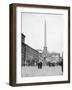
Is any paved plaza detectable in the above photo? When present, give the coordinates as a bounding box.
[21,66,63,77]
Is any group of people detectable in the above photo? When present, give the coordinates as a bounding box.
[38,62,42,69]
[37,61,63,72]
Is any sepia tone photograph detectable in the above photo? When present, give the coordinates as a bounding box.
[21,13,64,77]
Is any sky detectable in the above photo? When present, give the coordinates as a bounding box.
[22,13,64,53]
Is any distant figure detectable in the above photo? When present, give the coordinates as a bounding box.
[61,60,63,72]
[61,52,63,72]
[38,62,42,69]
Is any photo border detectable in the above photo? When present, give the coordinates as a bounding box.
[9,3,70,86]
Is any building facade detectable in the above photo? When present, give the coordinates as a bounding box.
[21,33,39,66]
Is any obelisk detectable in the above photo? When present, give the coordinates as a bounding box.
[44,19,47,49]
[42,19,48,62]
